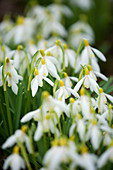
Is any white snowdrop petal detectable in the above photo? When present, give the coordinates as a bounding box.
[94,71,108,81]
[91,47,106,62]
[43,77,54,86]
[74,77,85,92]
[2,136,16,149]
[34,123,43,141]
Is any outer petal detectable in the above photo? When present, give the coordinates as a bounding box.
[74,77,85,92]
[91,47,106,62]
[94,71,108,81]
[3,155,13,169]
[98,148,113,168]
[2,135,16,149]
[21,109,40,123]
[43,77,54,86]
[11,81,18,95]
[31,77,38,97]
[105,93,113,103]
[34,123,43,141]
[46,58,60,80]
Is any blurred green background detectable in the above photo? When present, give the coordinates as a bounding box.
[0,0,113,76]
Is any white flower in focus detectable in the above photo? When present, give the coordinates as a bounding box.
[38,50,60,80]
[55,80,79,101]
[98,88,113,113]
[4,57,23,95]
[88,65,108,81]
[63,43,76,68]
[74,67,99,94]
[31,68,54,97]
[2,126,32,154]
[80,39,106,72]
[3,146,25,170]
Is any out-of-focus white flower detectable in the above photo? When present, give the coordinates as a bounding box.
[43,138,80,170]
[48,4,73,21]
[2,126,32,153]
[0,44,11,62]
[86,120,101,150]
[70,0,93,10]
[68,21,94,49]
[5,17,35,45]
[79,152,97,170]
[3,146,25,170]
[74,67,99,94]
[80,39,106,72]
[55,80,79,101]
[77,114,86,141]
[98,146,113,168]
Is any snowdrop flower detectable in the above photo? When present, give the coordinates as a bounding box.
[3,146,25,170]
[67,97,80,117]
[0,44,11,62]
[34,113,60,141]
[46,40,63,68]
[41,17,67,38]
[98,145,113,168]
[63,43,76,68]
[63,72,78,88]
[98,88,113,113]
[4,57,23,94]
[43,138,80,170]
[5,16,35,45]
[7,72,22,95]
[74,67,99,94]
[88,65,108,81]
[31,68,54,97]
[86,120,101,150]
[39,50,60,80]
[2,125,32,153]
[48,4,73,21]
[70,0,93,11]
[77,114,86,141]
[55,80,79,101]
[68,21,94,49]
[80,39,106,72]
[80,88,91,119]
[79,146,97,170]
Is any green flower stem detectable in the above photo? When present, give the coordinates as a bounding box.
[58,43,65,71]
[73,40,83,76]
[53,79,58,98]
[17,140,32,170]
[4,91,13,135]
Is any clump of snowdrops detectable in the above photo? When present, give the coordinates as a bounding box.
[0,2,113,170]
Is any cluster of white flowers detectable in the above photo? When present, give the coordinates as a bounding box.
[1,37,113,170]
[0,2,113,170]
